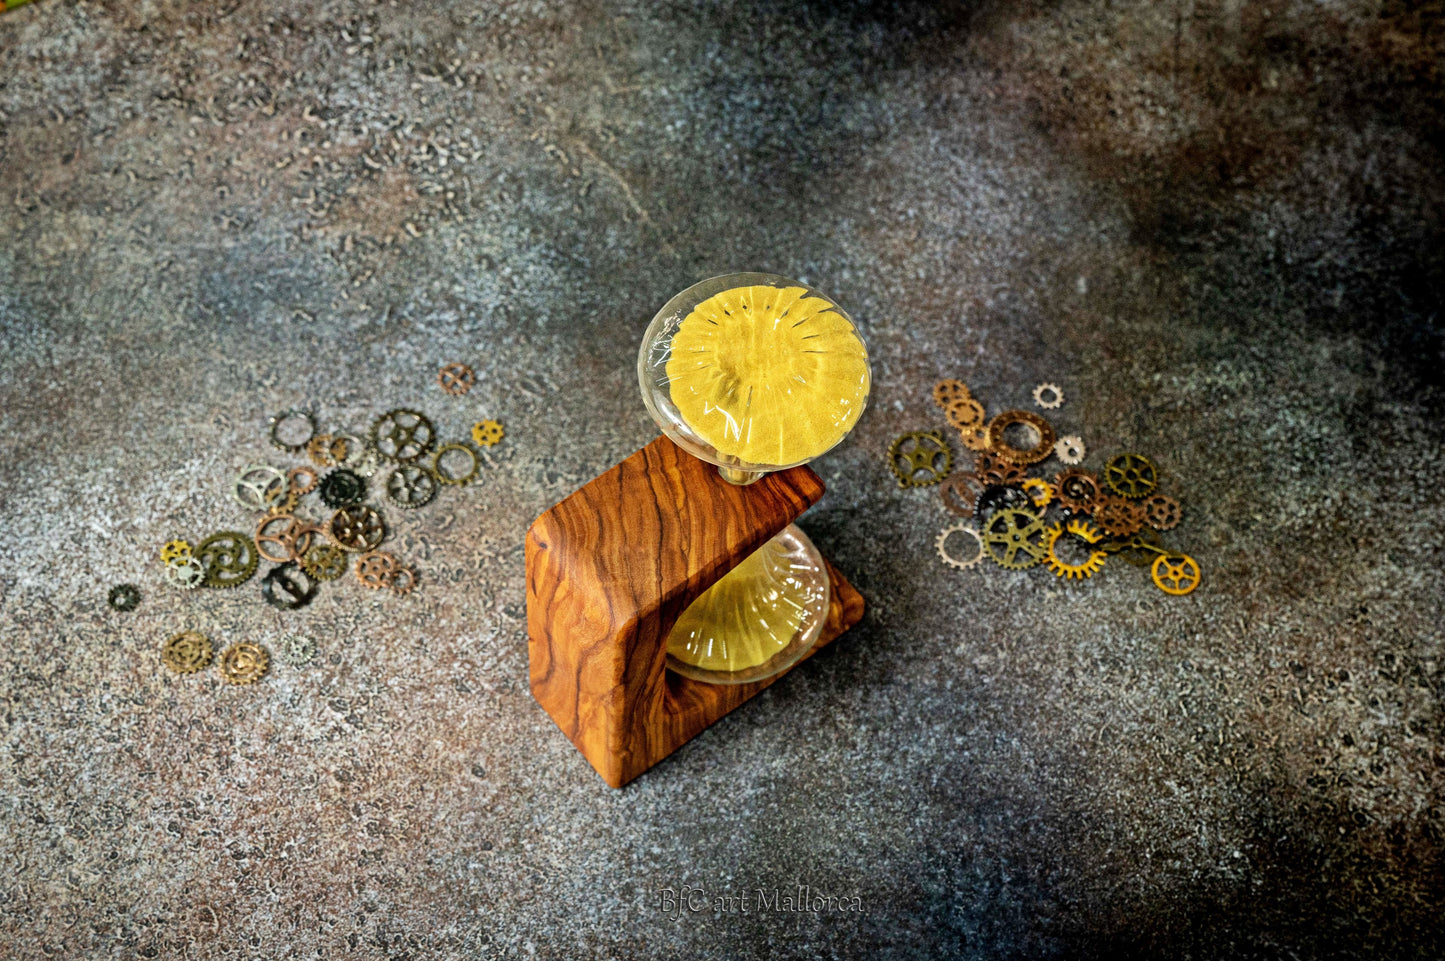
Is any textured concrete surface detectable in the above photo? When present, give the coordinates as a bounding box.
[1,0,1442,957]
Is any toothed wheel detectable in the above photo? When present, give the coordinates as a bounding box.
[933,379,972,408]
[1043,522,1106,580]
[887,431,953,488]
[936,523,985,570]
[981,508,1048,570]
[1103,452,1159,500]
[1032,383,1064,409]
[1054,435,1085,465]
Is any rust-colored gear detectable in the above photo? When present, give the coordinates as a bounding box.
[471,419,505,447]
[1055,468,1102,514]
[945,396,985,432]
[1043,521,1106,579]
[1103,452,1159,500]
[1151,553,1201,596]
[887,431,953,488]
[389,565,418,596]
[439,363,476,396]
[1022,478,1054,510]
[355,551,401,590]
[219,642,269,685]
[159,540,192,564]
[974,451,1028,487]
[941,473,986,518]
[1143,494,1182,531]
[162,631,213,674]
[1094,496,1146,539]
[985,410,1057,466]
[256,514,304,564]
[932,379,971,408]
[286,465,319,497]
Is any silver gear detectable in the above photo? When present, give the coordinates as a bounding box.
[277,634,317,666]
[936,523,985,570]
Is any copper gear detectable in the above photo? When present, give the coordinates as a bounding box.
[1143,494,1182,531]
[1043,521,1106,580]
[936,523,985,570]
[945,397,985,432]
[1094,496,1146,539]
[1032,383,1064,409]
[940,473,986,518]
[219,642,269,685]
[286,465,319,496]
[1151,553,1202,596]
[355,551,401,590]
[984,410,1057,466]
[388,565,418,596]
[438,363,476,396]
[974,451,1028,487]
[1054,468,1102,514]
[932,380,971,408]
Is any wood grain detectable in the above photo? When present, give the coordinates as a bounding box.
[526,435,865,787]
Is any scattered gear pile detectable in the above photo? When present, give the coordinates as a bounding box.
[148,364,507,683]
[892,379,1200,596]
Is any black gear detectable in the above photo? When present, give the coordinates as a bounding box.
[107,584,140,612]
[318,469,366,508]
[261,563,317,611]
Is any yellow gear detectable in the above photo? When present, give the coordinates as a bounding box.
[1043,521,1107,580]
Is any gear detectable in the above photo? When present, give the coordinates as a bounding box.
[1054,435,1085,465]
[219,642,269,685]
[985,410,1057,466]
[1101,528,1166,567]
[941,473,986,518]
[195,532,259,589]
[945,397,985,432]
[286,466,319,498]
[936,523,985,570]
[162,631,213,674]
[349,445,382,478]
[107,584,140,612]
[277,634,317,666]
[1032,383,1064,409]
[1094,496,1145,539]
[166,556,206,589]
[1144,494,1182,531]
[1043,522,1106,579]
[1022,478,1054,510]
[470,419,505,448]
[974,451,1028,487]
[318,469,366,509]
[329,505,386,552]
[355,551,401,590]
[887,431,953,488]
[1151,553,1201,596]
[160,540,192,564]
[370,408,436,463]
[261,563,317,611]
[1055,468,1102,514]
[389,565,418,596]
[959,425,991,452]
[385,465,439,509]
[433,442,481,486]
[301,543,349,581]
[981,508,1048,569]
[231,464,287,512]
[975,485,1035,525]
[269,408,317,453]
[438,362,476,396]
[932,380,971,408]
[256,514,302,564]
[1103,452,1159,500]
[306,433,345,467]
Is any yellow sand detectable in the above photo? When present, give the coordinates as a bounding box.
[665,284,869,466]
[666,539,808,673]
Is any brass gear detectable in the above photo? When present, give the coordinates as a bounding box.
[471,419,505,447]
[945,396,985,431]
[370,408,436,464]
[1103,452,1159,500]
[887,431,953,488]
[985,410,1057,466]
[1094,496,1146,539]
[1043,521,1106,580]
[159,539,192,564]
[432,442,481,485]
[936,523,985,570]
[1022,478,1054,510]
[1143,494,1182,531]
[219,642,269,685]
[1151,553,1201,596]
[1100,528,1166,567]
[196,532,259,589]
[1055,468,1102,514]
[162,631,213,674]
[932,379,971,408]
[980,508,1048,570]
[959,425,991,452]
[302,543,349,581]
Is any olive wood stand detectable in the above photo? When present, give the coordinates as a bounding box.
[525,435,865,787]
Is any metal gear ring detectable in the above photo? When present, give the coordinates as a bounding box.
[1054,435,1085,465]
[1032,383,1064,409]
[329,505,386,553]
[277,634,317,666]
[1151,553,1202,596]
[261,563,317,611]
[269,408,317,453]
[471,419,505,448]
[887,431,953,488]
[385,465,439,509]
[219,642,269,685]
[1043,522,1106,580]
[196,532,259,589]
[1143,494,1182,531]
[108,584,141,612]
[370,408,436,463]
[981,508,1048,570]
[231,464,288,512]
[932,379,971,409]
[160,539,192,564]
[433,442,481,486]
[438,362,476,396]
[945,397,985,432]
[166,556,206,589]
[941,472,986,518]
[301,543,349,581]
[1094,496,1146,539]
[318,469,366,509]
[162,631,213,674]
[936,523,985,570]
[1055,468,1102,514]
[356,551,401,590]
[985,410,1057,466]
[1103,452,1159,500]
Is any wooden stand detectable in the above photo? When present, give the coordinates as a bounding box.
[525,436,865,787]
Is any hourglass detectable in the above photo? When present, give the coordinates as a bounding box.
[526,273,869,787]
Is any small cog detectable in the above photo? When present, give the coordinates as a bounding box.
[159,540,192,564]
[936,523,985,570]
[1043,522,1106,580]
[1054,435,1085,465]
[887,431,953,488]
[1032,383,1064,409]
[471,419,505,448]
[219,642,269,685]
[162,631,213,674]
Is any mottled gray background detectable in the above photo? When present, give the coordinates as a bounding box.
[1,0,1442,958]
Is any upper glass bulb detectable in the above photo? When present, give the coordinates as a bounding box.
[638,272,872,484]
